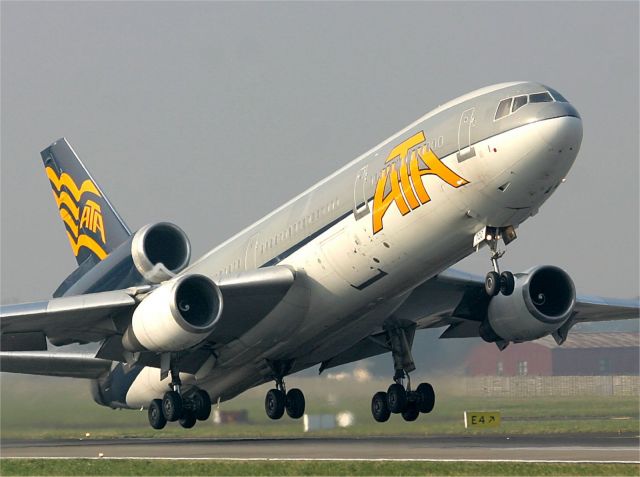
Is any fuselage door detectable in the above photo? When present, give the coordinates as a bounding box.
[457,107,476,162]
[244,233,260,270]
[353,166,370,220]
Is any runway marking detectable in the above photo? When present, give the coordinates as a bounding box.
[4,457,639,464]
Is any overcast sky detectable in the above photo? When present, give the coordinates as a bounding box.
[1,1,638,303]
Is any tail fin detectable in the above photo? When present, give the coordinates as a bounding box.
[41,138,131,265]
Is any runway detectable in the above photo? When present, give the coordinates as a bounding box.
[2,435,639,462]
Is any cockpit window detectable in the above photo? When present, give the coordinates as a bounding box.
[548,88,568,102]
[495,98,513,120]
[529,92,553,103]
[512,95,528,112]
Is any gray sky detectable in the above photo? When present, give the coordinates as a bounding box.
[1,1,638,303]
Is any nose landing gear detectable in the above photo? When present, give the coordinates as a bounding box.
[480,226,516,297]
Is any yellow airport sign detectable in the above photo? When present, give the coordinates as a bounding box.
[464,411,501,428]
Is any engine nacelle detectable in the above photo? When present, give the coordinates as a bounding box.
[122,274,223,352]
[130,222,191,284]
[480,266,576,343]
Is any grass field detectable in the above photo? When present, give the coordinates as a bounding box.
[1,459,639,476]
[1,373,638,439]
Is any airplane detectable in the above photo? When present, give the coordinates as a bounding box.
[1,81,638,430]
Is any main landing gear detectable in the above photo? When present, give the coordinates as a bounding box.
[264,361,305,420]
[147,364,212,430]
[482,226,516,297]
[370,325,436,423]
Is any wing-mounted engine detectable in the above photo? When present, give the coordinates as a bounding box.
[58,222,191,296]
[122,274,223,352]
[479,265,576,344]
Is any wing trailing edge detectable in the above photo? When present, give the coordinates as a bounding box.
[0,352,112,379]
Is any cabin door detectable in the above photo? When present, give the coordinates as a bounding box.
[244,233,260,270]
[457,107,476,161]
[353,166,370,220]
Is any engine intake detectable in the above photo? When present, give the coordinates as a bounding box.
[481,265,575,343]
[131,223,191,283]
[123,274,223,352]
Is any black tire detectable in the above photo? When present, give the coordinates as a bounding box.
[193,389,212,421]
[485,271,500,297]
[387,383,407,414]
[148,399,167,430]
[416,382,435,413]
[371,391,390,423]
[500,271,515,296]
[401,402,419,422]
[179,411,197,429]
[265,388,285,420]
[285,388,305,419]
[162,391,183,422]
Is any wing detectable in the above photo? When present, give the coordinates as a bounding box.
[0,288,141,350]
[0,351,112,378]
[318,268,639,372]
[1,266,295,359]
[398,268,639,337]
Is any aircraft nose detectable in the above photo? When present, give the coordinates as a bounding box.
[536,115,583,153]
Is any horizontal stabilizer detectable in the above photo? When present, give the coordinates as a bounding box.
[0,352,112,379]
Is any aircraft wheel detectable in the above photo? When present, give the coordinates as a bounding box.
[265,388,286,420]
[485,271,500,297]
[416,383,435,413]
[179,411,197,429]
[371,391,390,422]
[401,402,419,422]
[285,388,305,419]
[387,383,407,414]
[193,389,212,421]
[162,391,183,422]
[148,399,167,430]
[500,271,515,296]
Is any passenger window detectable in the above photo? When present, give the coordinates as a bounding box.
[548,88,568,102]
[494,98,512,120]
[512,95,527,112]
[529,92,553,103]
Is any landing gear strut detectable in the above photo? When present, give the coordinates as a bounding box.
[147,356,212,430]
[370,325,436,423]
[264,360,305,420]
[482,226,515,297]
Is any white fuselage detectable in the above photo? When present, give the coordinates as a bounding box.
[125,83,582,407]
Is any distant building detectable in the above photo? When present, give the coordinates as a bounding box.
[466,332,639,377]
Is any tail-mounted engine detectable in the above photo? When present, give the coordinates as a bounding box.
[122,274,223,352]
[479,266,576,343]
[59,222,191,296]
[130,223,191,283]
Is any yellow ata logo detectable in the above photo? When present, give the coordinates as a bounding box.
[372,131,469,234]
[46,167,108,260]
